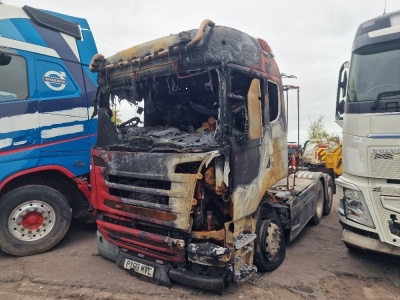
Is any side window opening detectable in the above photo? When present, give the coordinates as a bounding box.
[268,81,279,122]
[0,55,29,101]
[228,70,264,139]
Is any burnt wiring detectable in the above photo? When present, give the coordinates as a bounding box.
[90,86,101,119]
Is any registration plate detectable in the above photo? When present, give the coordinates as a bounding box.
[123,259,155,278]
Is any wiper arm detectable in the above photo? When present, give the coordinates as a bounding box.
[372,90,400,110]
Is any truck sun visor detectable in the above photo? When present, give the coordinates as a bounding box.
[22,5,82,40]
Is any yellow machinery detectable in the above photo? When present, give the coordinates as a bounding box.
[302,139,342,192]
[324,143,342,176]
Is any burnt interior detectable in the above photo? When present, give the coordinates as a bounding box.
[113,68,219,132]
[96,67,266,155]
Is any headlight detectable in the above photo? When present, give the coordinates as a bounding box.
[343,187,375,228]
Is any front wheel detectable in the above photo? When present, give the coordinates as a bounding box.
[0,185,71,256]
[254,210,286,272]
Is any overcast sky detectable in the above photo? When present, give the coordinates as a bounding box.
[7,0,400,144]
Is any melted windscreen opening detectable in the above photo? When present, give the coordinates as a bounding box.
[102,68,222,152]
[347,39,400,102]
[115,69,220,133]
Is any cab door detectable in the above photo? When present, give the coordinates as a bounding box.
[227,67,276,220]
[0,50,40,179]
[35,53,91,174]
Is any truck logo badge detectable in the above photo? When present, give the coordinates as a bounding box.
[43,71,67,91]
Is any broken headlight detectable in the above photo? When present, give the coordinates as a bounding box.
[343,188,375,228]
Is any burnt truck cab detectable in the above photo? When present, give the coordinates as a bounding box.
[89,20,332,291]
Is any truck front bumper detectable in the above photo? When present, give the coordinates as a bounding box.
[337,206,400,255]
[341,228,400,256]
[96,230,227,291]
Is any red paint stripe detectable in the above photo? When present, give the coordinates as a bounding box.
[0,165,77,190]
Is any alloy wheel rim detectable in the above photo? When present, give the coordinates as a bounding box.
[8,201,56,241]
[265,221,281,261]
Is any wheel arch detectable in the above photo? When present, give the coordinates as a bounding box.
[0,166,91,221]
[254,196,290,241]
[296,171,331,206]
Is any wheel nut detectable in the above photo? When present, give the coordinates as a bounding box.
[21,228,25,231]
[28,231,32,234]
[36,229,40,232]
[42,223,46,227]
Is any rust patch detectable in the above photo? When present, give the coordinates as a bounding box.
[104,199,177,221]
[190,228,225,241]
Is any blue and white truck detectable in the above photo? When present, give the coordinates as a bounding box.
[0,3,98,256]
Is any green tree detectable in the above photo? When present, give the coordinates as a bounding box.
[111,104,123,125]
[308,115,340,141]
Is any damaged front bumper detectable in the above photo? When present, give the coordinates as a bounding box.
[97,230,228,291]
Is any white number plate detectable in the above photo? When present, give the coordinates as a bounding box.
[123,258,155,278]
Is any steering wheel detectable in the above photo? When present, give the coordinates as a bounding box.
[118,116,141,128]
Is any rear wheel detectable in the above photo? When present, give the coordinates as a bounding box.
[323,177,334,216]
[310,181,324,225]
[254,210,286,272]
[0,185,71,256]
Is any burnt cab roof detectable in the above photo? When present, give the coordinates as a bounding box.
[90,19,281,86]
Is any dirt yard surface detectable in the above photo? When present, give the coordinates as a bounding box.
[1,195,399,300]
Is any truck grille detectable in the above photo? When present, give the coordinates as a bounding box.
[369,150,400,179]
[92,149,214,231]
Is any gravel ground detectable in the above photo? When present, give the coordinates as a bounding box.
[0,195,399,299]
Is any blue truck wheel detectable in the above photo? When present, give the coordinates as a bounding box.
[0,185,71,256]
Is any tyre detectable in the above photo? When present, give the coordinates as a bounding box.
[254,210,286,272]
[0,185,71,256]
[310,181,324,225]
[323,177,334,216]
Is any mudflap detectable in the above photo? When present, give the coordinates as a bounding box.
[116,251,172,287]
